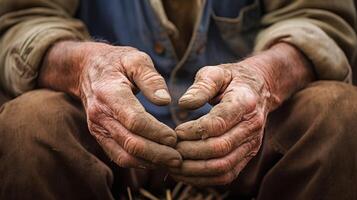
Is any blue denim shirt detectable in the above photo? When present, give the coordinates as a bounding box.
[76,0,262,127]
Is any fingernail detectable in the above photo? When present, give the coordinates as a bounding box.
[179,93,193,103]
[154,89,171,100]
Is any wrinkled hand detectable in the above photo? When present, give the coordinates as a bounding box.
[170,57,276,185]
[80,43,183,168]
[41,41,182,169]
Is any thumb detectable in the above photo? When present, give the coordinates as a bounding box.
[123,51,171,106]
[135,66,171,106]
[179,66,231,109]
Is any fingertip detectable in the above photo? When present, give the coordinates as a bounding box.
[175,142,192,159]
[155,89,171,101]
[161,134,177,147]
[178,93,206,110]
[175,123,190,140]
[175,128,185,140]
[146,89,171,106]
[168,156,183,167]
[175,121,201,140]
[178,93,193,104]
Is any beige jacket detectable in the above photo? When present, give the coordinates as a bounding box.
[0,0,356,96]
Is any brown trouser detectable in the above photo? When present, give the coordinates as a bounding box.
[0,81,356,200]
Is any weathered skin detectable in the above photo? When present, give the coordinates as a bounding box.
[169,43,314,185]
[38,41,313,185]
[38,41,182,168]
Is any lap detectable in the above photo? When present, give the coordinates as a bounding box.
[228,81,357,199]
[1,81,356,199]
[0,89,114,200]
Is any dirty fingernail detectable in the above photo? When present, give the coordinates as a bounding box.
[179,93,194,103]
[154,89,171,100]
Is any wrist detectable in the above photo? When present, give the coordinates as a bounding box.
[267,42,314,104]
[240,42,314,111]
[38,40,91,98]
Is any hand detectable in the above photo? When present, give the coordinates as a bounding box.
[170,62,270,185]
[169,43,313,185]
[39,41,182,168]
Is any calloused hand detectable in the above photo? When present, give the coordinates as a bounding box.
[170,62,270,185]
[169,43,313,185]
[40,41,182,169]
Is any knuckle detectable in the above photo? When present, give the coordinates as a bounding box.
[249,150,259,157]
[149,150,161,164]
[213,115,228,133]
[114,153,131,168]
[132,51,153,66]
[245,96,258,112]
[248,112,265,132]
[197,66,219,76]
[237,87,258,112]
[196,66,225,85]
[93,86,108,98]
[140,70,164,83]
[226,171,237,184]
[196,66,211,77]
[245,136,261,153]
[195,66,215,83]
[91,127,110,142]
[122,51,153,69]
[126,111,148,133]
[121,46,138,52]
[123,136,141,156]
[213,158,234,174]
[87,104,102,121]
[135,51,151,60]
[201,115,227,138]
[218,172,236,185]
[212,137,232,156]
[86,103,98,116]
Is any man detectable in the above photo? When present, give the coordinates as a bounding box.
[0,0,356,199]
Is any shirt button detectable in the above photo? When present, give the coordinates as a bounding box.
[154,42,165,55]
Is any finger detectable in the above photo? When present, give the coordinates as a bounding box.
[171,155,253,186]
[176,113,263,159]
[94,80,177,147]
[178,66,231,109]
[170,136,261,177]
[98,136,155,169]
[101,118,182,167]
[89,123,154,168]
[122,51,171,105]
[176,85,257,140]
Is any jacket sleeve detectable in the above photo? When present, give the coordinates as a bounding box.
[0,0,90,96]
[254,0,357,82]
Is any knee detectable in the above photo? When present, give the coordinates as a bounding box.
[296,81,357,173]
[0,89,85,161]
[269,81,357,151]
[0,90,113,199]
[307,81,357,145]
[0,89,84,134]
[296,81,357,125]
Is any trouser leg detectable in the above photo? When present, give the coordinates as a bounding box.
[0,89,114,200]
[229,81,357,200]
